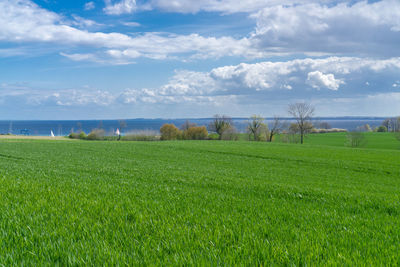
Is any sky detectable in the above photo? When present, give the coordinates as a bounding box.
[0,0,399,119]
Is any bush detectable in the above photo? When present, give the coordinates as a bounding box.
[208,133,220,140]
[160,124,181,140]
[69,131,87,139]
[68,132,79,139]
[183,126,208,140]
[311,128,348,134]
[377,126,387,132]
[79,131,87,139]
[87,129,105,140]
[221,126,240,141]
[122,130,159,141]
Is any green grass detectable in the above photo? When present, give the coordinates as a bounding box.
[0,139,400,265]
[304,132,400,150]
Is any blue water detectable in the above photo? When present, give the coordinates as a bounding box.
[0,117,386,136]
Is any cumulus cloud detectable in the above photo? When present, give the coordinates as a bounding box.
[2,0,400,63]
[0,0,257,62]
[251,1,400,56]
[103,0,137,15]
[157,57,400,96]
[307,71,344,90]
[2,54,400,117]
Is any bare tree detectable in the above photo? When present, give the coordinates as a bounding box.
[209,115,233,140]
[319,122,331,129]
[268,116,282,142]
[382,117,400,132]
[346,131,367,148]
[288,102,315,144]
[180,120,197,131]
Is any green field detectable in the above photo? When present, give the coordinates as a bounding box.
[0,138,399,265]
[304,132,400,150]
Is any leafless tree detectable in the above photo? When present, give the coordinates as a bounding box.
[382,117,400,132]
[319,122,331,129]
[181,120,197,131]
[346,131,367,148]
[288,102,315,144]
[209,115,233,140]
[268,116,282,142]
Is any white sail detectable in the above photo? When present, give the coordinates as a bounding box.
[50,130,55,137]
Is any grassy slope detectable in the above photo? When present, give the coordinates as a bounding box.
[0,139,399,265]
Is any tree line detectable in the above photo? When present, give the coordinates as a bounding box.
[160,102,316,144]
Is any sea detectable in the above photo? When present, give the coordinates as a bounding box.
[0,117,387,136]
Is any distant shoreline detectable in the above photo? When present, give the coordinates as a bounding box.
[0,135,70,140]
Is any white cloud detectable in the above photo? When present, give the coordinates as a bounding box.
[157,57,400,96]
[122,21,141,27]
[159,71,217,96]
[104,0,137,15]
[71,15,100,28]
[307,71,344,90]
[60,52,97,62]
[251,1,400,56]
[0,0,256,62]
[2,0,400,63]
[84,1,95,11]
[142,0,342,14]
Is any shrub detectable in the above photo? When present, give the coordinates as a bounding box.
[68,132,79,139]
[183,126,208,140]
[69,131,87,139]
[122,130,159,141]
[160,124,181,140]
[87,129,105,140]
[377,126,387,132]
[311,128,348,134]
[208,133,220,140]
[79,131,87,139]
[221,126,240,141]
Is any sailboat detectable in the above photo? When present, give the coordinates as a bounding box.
[50,130,55,137]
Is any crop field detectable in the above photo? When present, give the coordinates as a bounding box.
[304,132,400,150]
[0,138,399,265]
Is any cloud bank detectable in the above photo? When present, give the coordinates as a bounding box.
[1,0,400,63]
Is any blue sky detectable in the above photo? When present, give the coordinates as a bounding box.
[0,0,399,119]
